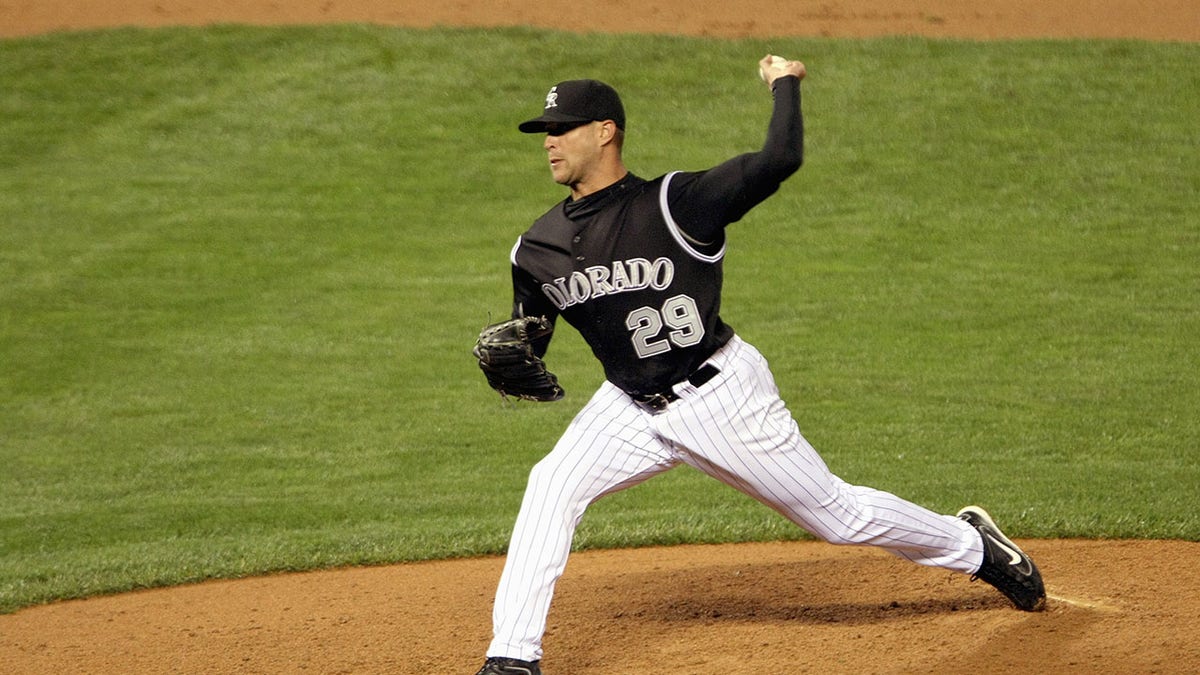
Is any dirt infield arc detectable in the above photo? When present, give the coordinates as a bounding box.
[1,0,1198,40]
[2,2,1199,673]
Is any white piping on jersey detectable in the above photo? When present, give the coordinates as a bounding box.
[510,173,725,268]
[509,236,522,266]
[660,171,727,264]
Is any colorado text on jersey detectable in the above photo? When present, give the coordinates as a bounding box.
[538,256,675,310]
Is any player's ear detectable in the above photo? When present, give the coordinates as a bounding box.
[597,120,619,147]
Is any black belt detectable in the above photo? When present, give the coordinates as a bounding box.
[630,363,721,414]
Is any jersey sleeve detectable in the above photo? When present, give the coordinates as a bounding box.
[510,241,559,358]
[667,76,804,244]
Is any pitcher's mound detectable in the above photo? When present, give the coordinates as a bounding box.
[2,540,1198,673]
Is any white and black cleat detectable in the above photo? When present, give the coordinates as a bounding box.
[958,505,1047,611]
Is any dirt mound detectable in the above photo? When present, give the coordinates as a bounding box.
[2,2,1198,673]
[3,540,1198,673]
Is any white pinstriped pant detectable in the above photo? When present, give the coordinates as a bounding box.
[488,335,984,662]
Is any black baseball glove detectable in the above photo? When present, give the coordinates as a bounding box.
[473,316,565,402]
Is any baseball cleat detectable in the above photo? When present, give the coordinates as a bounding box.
[475,656,542,675]
[958,505,1047,611]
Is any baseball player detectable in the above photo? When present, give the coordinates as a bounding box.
[473,55,1045,675]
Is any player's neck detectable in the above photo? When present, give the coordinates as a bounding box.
[570,165,628,201]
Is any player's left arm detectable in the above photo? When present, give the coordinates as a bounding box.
[511,264,558,358]
[668,57,805,243]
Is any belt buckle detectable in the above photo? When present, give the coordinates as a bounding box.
[636,393,672,414]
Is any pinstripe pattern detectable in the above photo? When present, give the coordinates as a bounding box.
[488,336,985,661]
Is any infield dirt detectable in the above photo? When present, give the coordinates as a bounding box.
[1,2,1198,673]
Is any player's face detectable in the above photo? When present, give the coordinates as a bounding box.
[543,122,604,193]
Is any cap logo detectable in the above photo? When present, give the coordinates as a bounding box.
[544,86,558,110]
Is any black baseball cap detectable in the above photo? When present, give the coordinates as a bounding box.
[518,79,626,134]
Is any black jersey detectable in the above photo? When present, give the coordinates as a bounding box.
[512,172,734,396]
[509,77,804,397]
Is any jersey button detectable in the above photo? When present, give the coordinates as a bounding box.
[573,236,581,243]
[575,255,585,261]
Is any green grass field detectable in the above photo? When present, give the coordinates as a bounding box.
[1,25,1197,614]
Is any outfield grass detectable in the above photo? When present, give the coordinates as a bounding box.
[1,25,1197,613]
